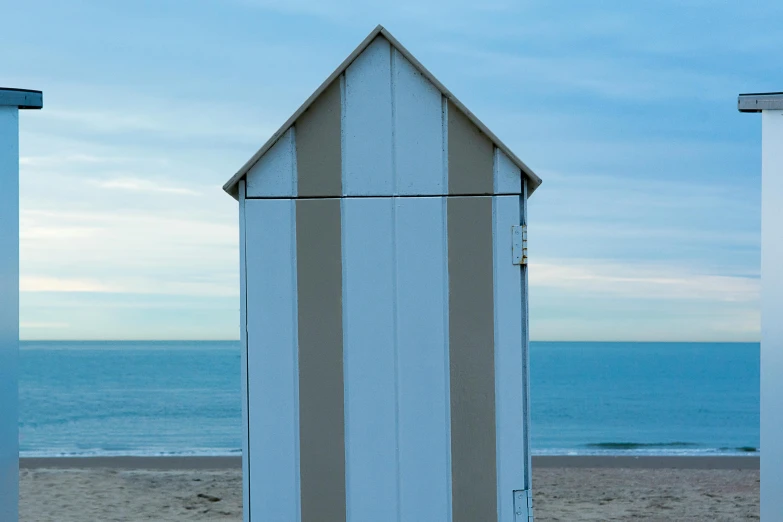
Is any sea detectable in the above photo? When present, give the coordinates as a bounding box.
[18,341,759,458]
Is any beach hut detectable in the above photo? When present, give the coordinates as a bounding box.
[225,26,541,522]
[0,87,43,522]
[738,92,783,520]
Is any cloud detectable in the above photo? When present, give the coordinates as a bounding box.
[38,106,273,145]
[233,0,520,23]
[20,208,239,299]
[20,322,71,330]
[433,44,746,103]
[92,177,201,196]
[20,153,128,167]
[531,258,759,304]
[21,275,238,297]
[21,277,113,293]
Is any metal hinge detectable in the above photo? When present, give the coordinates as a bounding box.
[512,225,528,265]
[513,489,534,521]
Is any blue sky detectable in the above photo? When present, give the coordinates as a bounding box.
[3,0,779,341]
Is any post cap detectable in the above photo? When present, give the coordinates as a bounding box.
[738,92,783,113]
[0,88,43,109]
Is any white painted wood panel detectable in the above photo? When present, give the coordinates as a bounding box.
[395,197,452,521]
[245,128,297,197]
[342,198,398,522]
[521,179,533,496]
[393,50,445,195]
[0,106,19,522]
[492,195,526,521]
[244,199,300,522]
[762,110,783,521]
[494,147,522,194]
[238,182,250,522]
[343,37,393,195]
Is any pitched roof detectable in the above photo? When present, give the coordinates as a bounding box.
[223,25,542,199]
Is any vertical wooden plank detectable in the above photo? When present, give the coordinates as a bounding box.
[761,110,783,520]
[296,80,342,197]
[343,36,393,196]
[447,196,497,522]
[296,199,346,522]
[393,49,444,195]
[447,102,494,195]
[245,199,301,522]
[245,128,296,198]
[0,106,19,522]
[493,147,522,194]
[442,97,449,194]
[342,198,398,522]
[492,195,525,521]
[521,180,533,495]
[238,181,250,522]
[395,197,451,521]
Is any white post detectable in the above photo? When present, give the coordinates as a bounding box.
[762,108,783,521]
[740,93,783,521]
[0,88,42,522]
[0,104,21,522]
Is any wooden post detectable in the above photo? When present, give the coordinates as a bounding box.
[0,88,42,522]
[739,92,783,520]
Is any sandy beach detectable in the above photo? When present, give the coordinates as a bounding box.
[20,456,759,521]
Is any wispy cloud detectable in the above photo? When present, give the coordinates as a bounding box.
[92,178,201,196]
[38,106,273,145]
[20,153,129,167]
[531,259,759,303]
[434,44,747,102]
[20,322,71,330]
[21,275,238,297]
[21,277,113,293]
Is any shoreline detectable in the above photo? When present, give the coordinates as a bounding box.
[20,455,759,470]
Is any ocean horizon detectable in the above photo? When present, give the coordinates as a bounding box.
[18,340,759,458]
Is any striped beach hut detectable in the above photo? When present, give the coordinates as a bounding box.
[225,25,542,522]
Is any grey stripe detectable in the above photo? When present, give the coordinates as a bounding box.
[296,199,346,522]
[296,80,343,197]
[447,101,494,195]
[447,196,497,522]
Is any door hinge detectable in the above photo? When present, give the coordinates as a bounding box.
[512,225,528,265]
[513,489,534,521]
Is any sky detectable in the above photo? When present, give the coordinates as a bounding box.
[3,0,780,341]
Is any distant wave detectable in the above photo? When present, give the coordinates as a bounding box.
[20,448,242,458]
[721,446,758,453]
[531,443,759,457]
[585,442,700,450]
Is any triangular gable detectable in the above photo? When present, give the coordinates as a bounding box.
[223,25,541,199]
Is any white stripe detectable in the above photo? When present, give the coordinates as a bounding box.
[494,147,522,194]
[395,197,451,521]
[343,37,393,195]
[393,50,445,195]
[245,199,301,521]
[522,179,533,492]
[492,195,526,521]
[342,198,398,522]
[442,96,449,192]
[245,128,297,197]
[238,182,250,522]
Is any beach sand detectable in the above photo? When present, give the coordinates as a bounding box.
[20,457,759,521]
